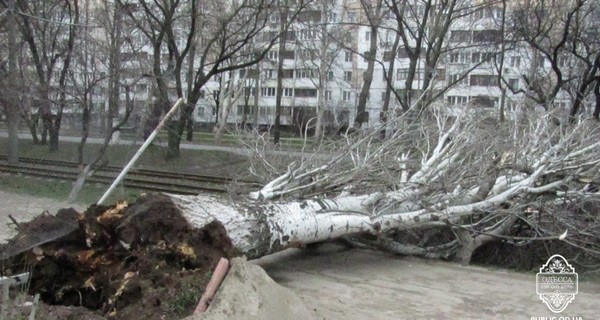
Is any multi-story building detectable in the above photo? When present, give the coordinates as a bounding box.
[72,0,586,135]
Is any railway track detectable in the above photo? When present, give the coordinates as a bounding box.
[0,157,256,195]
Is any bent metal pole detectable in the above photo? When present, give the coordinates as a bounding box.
[98,98,185,205]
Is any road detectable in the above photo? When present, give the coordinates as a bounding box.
[2,191,599,320]
[256,245,600,319]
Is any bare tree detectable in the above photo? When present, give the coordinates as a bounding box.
[386,0,499,112]
[16,0,80,152]
[145,106,600,265]
[290,0,344,144]
[507,0,586,112]
[67,0,147,202]
[0,0,21,163]
[123,0,309,158]
[213,69,250,143]
[354,0,384,128]
[273,2,290,145]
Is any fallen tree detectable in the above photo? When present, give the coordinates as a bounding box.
[2,106,600,319]
[163,107,600,264]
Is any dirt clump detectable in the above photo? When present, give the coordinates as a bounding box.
[1,193,235,320]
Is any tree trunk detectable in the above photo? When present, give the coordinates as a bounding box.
[594,80,600,121]
[6,108,20,164]
[499,88,507,123]
[77,103,91,166]
[570,82,588,120]
[6,0,19,164]
[47,116,60,152]
[162,183,529,260]
[355,23,378,128]
[167,193,381,258]
[25,111,40,145]
[41,120,48,145]
[68,164,95,203]
[381,32,400,139]
[273,7,288,145]
[167,121,181,159]
[186,117,194,141]
[253,74,259,129]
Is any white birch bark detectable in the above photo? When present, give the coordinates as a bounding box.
[163,111,600,259]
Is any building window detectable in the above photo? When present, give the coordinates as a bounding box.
[435,68,446,80]
[365,31,371,41]
[348,12,356,23]
[450,30,470,43]
[449,52,469,64]
[448,74,468,86]
[298,29,317,40]
[136,84,147,93]
[342,91,352,101]
[299,49,315,59]
[327,12,337,23]
[269,13,279,24]
[327,71,334,81]
[396,68,408,80]
[472,30,502,43]
[283,88,293,97]
[469,75,496,86]
[259,106,269,116]
[447,95,469,105]
[510,56,521,68]
[197,107,205,116]
[383,51,394,62]
[345,50,353,62]
[261,87,276,96]
[294,88,317,97]
[268,51,278,60]
[296,69,316,78]
[325,90,332,101]
[508,78,519,90]
[381,91,386,101]
[471,96,498,108]
[472,52,495,64]
[344,71,352,81]
[282,69,294,78]
[263,69,276,79]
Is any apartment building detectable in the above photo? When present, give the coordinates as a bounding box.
[221,0,581,131]
[79,0,581,134]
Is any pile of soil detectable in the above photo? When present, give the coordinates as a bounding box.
[1,193,235,320]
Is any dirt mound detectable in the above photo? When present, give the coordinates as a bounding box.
[1,193,235,320]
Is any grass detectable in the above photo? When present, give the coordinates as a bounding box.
[120,129,313,149]
[0,136,250,204]
[168,283,204,319]
[0,174,141,205]
[0,136,249,173]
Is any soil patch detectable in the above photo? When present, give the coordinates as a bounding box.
[1,193,235,320]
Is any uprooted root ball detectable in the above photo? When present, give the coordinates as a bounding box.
[1,193,235,320]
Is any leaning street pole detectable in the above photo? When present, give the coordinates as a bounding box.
[98,98,185,205]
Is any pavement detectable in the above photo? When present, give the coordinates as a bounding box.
[0,190,85,244]
[1,191,600,319]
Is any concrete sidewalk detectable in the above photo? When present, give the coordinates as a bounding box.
[0,190,85,244]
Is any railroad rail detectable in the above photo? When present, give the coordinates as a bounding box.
[0,156,257,195]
